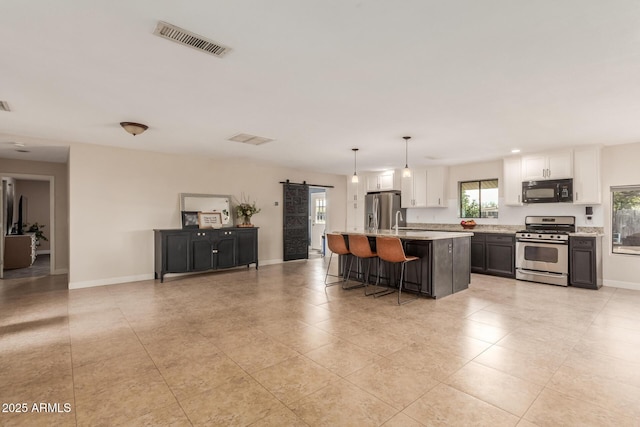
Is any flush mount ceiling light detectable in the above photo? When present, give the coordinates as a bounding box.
[120,122,148,136]
[402,136,412,178]
[352,148,359,184]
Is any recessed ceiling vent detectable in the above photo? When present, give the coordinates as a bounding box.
[0,101,10,112]
[153,21,231,58]
[228,133,274,146]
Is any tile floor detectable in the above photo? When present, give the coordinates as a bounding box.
[1,259,640,426]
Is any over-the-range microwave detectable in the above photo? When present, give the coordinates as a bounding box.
[522,178,573,203]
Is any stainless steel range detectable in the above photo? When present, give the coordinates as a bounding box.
[515,216,575,286]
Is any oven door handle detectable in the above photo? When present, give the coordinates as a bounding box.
[517,268,566,277]
[516,238,567,244]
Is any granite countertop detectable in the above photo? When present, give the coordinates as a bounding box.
[569,232,605,237]
[336,228,473,241]
[405,223,606,236]
[404,224,518,234]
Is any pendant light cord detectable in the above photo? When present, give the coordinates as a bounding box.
[403,136,411,168]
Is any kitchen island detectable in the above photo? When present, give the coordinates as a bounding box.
[335,229,473,299]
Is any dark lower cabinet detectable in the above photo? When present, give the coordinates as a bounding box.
[470,233,515,278]
[155,227,258,282]
[569,236,602,289]
[236,228,259,267]
[470,233,486,273]
[164,232,190,273]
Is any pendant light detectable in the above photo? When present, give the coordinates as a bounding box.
[402,136,412,178]
[351,148,359,183]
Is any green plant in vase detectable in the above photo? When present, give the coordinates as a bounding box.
[235,196,261,227]
[25,222,48,246]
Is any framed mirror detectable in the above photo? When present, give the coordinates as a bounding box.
[180,193,233,227]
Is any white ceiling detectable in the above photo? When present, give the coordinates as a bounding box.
[2,1,640,174]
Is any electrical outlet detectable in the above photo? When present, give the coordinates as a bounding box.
[274,201,279,206]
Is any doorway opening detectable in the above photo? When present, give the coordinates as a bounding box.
[309,187,327,259]
[1,174,55,280]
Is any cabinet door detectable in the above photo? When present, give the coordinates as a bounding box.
[547,151,573,179]
[413,169,428,207]
[522,151,573,181]
[192,232,214,271]
[214,231,237,269]
[569,237,597,289]
[366,174,380,192]
[521,155,547,181]
[236,229,258,266]
[378,172,395,191]
[347,177,365,229]
[431,239,453,298]
[453,237,471,293]
[165,233,190,273]
[573,147,601,204]
[485,235,515,277]
[470,233,486,273]
[426,166,447,207]
[503,157,523,206]
[401,175,413,208]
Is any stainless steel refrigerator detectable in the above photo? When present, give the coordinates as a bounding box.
[365,191,406,230]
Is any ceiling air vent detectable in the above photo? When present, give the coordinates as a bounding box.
[153,21,231,58]
[0,101,10,112]
[228,133,274,146]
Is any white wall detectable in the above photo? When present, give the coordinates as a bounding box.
[68,143,346,288]
[406,159,604,228]
[601,142,640,290]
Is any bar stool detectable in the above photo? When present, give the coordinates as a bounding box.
[324,233,361,289]
[346,234,383,296]
[375,236,420,305]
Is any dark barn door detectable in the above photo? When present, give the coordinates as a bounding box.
[283,182,309,261]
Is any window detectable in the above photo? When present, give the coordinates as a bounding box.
[612,186,640,255]
[315,197,326,223]
[460,179,499,218]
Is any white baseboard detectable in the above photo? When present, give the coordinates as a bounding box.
[67,257,318,289]
[69,273,154,289]
[36,250,51,255]
[53,268,68,275]
[603,279,640,291]
[259,258,284,266]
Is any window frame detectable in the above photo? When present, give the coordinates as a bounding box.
[611,185,640,256]
[459,179,499,219]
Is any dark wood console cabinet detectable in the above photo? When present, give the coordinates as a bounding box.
[569,236,602,289]
[154,227,258,282]
[470,233,516,278]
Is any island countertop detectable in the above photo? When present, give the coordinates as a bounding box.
[334,228,474,241]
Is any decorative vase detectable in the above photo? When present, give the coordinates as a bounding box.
[239,216,253,227]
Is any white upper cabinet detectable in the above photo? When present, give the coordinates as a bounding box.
[521,150,573,181]
[426,166,448,207]
[503,156,523,206]
[366,171,396,192]
[346,176,365,229]
[401,168,427,208]
[573,146,601,205]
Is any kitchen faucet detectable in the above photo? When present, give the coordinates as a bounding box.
[394,210,403,233]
